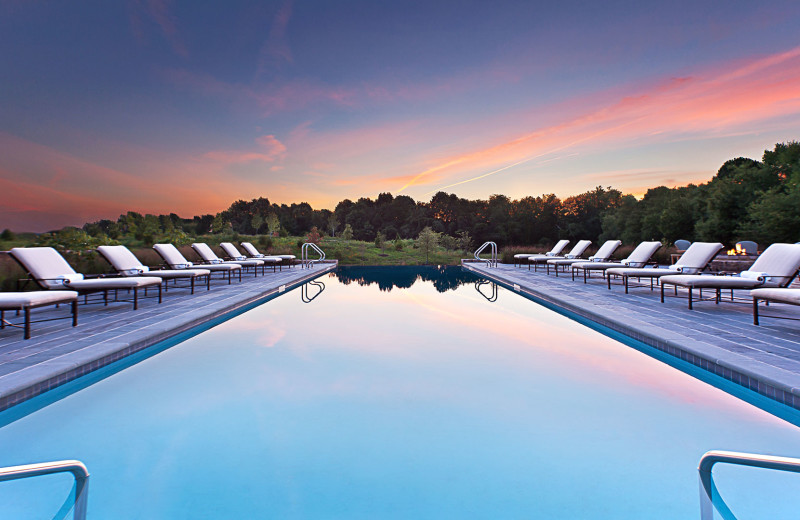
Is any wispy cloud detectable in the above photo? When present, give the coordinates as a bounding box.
[254,0,294,80]
[128,0,188,57]
[398,45,800,195]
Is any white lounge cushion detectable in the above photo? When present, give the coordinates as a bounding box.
[659,274,764,289]
[240,242,262,257]
[746,243,800,287]
[587,240,621,262]
[0,291,78,308]
[623,241,662,267]
[606,267,676,278]
[192,243,222,263]
[139,269,210,279]
[572,261,624,271]
[153,244,193,268]
[673,242,724,274]
[751,288,800,305]
[64,277,163,290]
[10,247,80,289]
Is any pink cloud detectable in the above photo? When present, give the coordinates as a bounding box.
[395,45,800,194]
[204,134,286,164]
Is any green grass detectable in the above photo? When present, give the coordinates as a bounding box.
[0,234,471,290]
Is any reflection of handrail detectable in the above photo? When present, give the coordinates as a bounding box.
[698,450,800,520]
[475,280,498,302]
[301,243,326,268]
[473,241,498,268]
[301,280,326,303]
[0,460,89,520]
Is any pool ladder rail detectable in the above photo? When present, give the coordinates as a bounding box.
[301,242,326,268]
[473,241,498,268]
[0,459,89,519]
[699,450,800,519]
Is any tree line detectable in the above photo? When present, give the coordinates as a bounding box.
[68,141,799,248]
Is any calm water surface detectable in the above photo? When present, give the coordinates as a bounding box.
[0,266,799,519]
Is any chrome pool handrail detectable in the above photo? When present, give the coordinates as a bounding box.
[301,242,326,268]
[698,450,800,519]
[473,241,498,268]
[0,459,89,520]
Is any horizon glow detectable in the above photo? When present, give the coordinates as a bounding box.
[1,1,799,231]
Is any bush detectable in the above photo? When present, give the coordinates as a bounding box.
[1,229,15,241]
[394,238,404,251]
[259,235,273,249]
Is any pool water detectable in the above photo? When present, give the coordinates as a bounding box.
[1,266,800,519]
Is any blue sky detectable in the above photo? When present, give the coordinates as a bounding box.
[1,0,799,230]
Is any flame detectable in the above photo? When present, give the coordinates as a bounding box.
[726,243,746,256]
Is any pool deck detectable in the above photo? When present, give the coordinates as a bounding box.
[464,261,800,411]
[0,261,337,411]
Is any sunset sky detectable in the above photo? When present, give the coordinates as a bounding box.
[2,0,800,231]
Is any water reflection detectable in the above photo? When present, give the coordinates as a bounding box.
[301,280,326,303]
[333,265,479,293]
[474,280,498,302]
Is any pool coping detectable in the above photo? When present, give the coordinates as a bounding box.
[0,262,337,412]
[463,260,800,412]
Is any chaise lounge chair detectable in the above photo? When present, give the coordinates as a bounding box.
[570,241,661,283]
[660,243,800,310]
[605,242,724,293]
[191,243,264,277]
[153,243,242,284]
[513,240,570,268]
[528,240,591,271]
[97,245,211,293]
[0,290,78,339]
[547,240,621,276]
[9,247,162,310]
[219,242,280,272]
[240,242,296,268]
[750,288,800,325]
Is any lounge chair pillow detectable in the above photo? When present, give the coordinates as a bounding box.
[740,271,771,284]
[121,265,150,276]
[56,273,84,286]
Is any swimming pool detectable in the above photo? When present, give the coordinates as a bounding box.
[1,266,799,518]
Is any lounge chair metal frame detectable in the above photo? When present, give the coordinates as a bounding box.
[751,289,800,325]
[661,271,800,310]
[0,294,78,340]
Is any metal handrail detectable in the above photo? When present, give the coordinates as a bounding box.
[0,460,89,519]
[698,450,800,519]
[301,243,326,268]
[473,241,498,268]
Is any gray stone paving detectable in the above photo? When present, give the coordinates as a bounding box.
[0,262,337,410]
[464,261,800,409]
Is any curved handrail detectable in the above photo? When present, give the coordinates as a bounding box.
[473,241,498,268]
[301,243,326,268]
[301,280,326,303]
[475,280,498,302]
[698,450,800,519]
[0,460,89,520]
